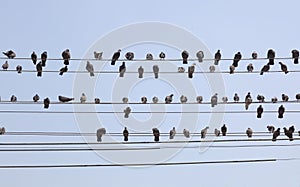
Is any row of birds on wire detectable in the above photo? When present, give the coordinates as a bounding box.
[1,49,299,77]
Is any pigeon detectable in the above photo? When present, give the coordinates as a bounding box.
[43,97,50,109]
[247,63,254,72]
[169,127,176,139]
[245,92,252,102]
[211,93,218,107]
[96,128,106,142]
[267,49,275,65]
[80,93,86,103]
[180,95,188,103]
[36,61,43,77]
[94,98,100,104]
[296,94,300,101]
[159,52,165,60]
[138,66,144,78]
[123,127,129,141]
[201,126,209,139]
[233,93,240,102]
[289,125,295,133]
[111,49,121,65]
[291,49,299,64]
[125,52,134,60]
[271,97,278,103]
[257,94,265,102]
[0,127,5,135]
[232,52,242,67]
[260,63,270,75]
[41,51,47,67]
[165,94,174,104]
[181,50,189,64]
[146,53,153,60]
[252,52,258,59]
[229,65,235,74]
[3,50,16,59]
[2,61,8,70]
[272,128,280,141]
[209,65,216,73]
[221,124,227,136]
[59,66,68,76]
[124,107,131,118]
[153,65,159,79]
[257,105,263,118]
[94,51,103,60]
[16,65,22,74]
[222,96,228,103]
[152,96,159,103]
[58,95,74,103]
[282,94,289,102]
[183,129,190,138]
[283,127,293,141]
[33,94,40,102]
[178,67,185,73]
[278,105,285,119]
[62,49,71,65]
[119,61,126,77]
[279,62,288,74]
[141,96,147,104]
[31,51,37,65]
[245,93,252,110]
[267,125,275,133]
[188,63,196,78]
[86,61,94,76]
[10,95,17,102]
[214,128,221,136]
[246,128,253,138]
[152,128,160,142]
[196,96,203,103]
[214,50,221,65]
[122,97,128,103]
[196,50,204,62]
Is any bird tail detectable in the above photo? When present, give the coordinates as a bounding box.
[154,73,158,79]
[37,72,42,77]
[64,60,69,65]
[183,59,188,64]
[269,59,274,65]
[294,58,299,64]
[272,138,276,142]
[285,71,288,74]
[59,72,63,76]
[41,61,46,67]
[188,73,193,78]
[111,60,116,65]
[214,60,219,65]
[278,114,283,118]
[90,72,94,77]
[245,104,249,110]
[260,71,263,75]
[257,114,262,118]
[232,62,238,67]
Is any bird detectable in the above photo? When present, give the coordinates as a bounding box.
[3,50,16,59]
[123,127,129,141]
[124,107,131,118]
[188,63,196,78]
[201,126,209,139]
[245,92,252,103]
[247,63,254,72]
[153,65,159,79]
[80,93,86,103]
[257,105,263,118]
[152,96,159,103]
[16,65,22,74]
[211,93,218,107]
[0,127,5,135]
[59,66,68,76]
[267,125,275,133]
[111,49,121,65]
[2,61,8,70]
[159,52,165,60]
[283,127,293,141]
[271,97,278,103]
[196,50,204,62]
[36,61,43,77]
[96,128,106,142]
[246,128,253,138]
[229,65,235,74]
[214,50,221,65]
[169,127,176,139]
[267,49,275,65]
[152,128,160,142]
[138,66,144,78]
[252,52,258,59]
[122,97,128,103]
[289,125,295,133]
[58,95,74,102]
[33,94,40,102]
[178,67,185,73]
[282,94,289,102]
[10,95,17,102]
[260,63,270,75]
[41,51,47,67]
[245,96,252,110]
[196,96,203,103]
[291,49,299,64]
[43,97,50,109]
[214,128,221,136]
[86,61,94,76]
[221,124,227,136]
[180,95,188,103]
[183,129,190,138]
[94,98,100,104]
[125,52,134,60]
[272,128,280,142]
[257,94,265,102]
[181,50,189,64]
[141,96,147,104]
[165,94,174,104]
[119,61,126,77]
[296,94,300,101]
[62,49,71,65]
[279,62,288,74]
[146,53,153,60]
[233,93,240,102]
[31,51,37,65]
[94,51,103,60]
[278,105,285,119]
[222,96,228,103]
[232,52,242,67]
[209,65,216,73]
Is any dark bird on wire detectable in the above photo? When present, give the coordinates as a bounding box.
[10,95,17,102]
[188,63,196,78]
[96,128,106,142]
[196,50,204,62]
[180,95,188,103]
[183,129,190,138]
[36,61,43,77]
[58,95,74,103]
[271,97,278,103]
[43,97,50,109]
[119,61,126,77]
[282,94,289,102]
[211,93,218,107]
[146,53,153,60]
[169,127,176,139]
[222,96,228,103]
[291,49,299,64]
[3,50,16,59]
[246,128,253,138]
[260,63,270,75]
[214,128,221,137]
[247,63,254,72]
[123,127,129,141]
[94,51,103,60]
[279,62,288,74]
[201,126,209,139]
[257,105,263,118]
[16,65,22,74]
[31,51,37,65]
[152,96,159,104]
[296,94,300,101]
[86,61,94,76]
[159,52,165,60]
[41,51,47,67]
[59,66,68,76]
[214,50,221,65]
[165,94,174,104]
[221,124,227,136]
[33,94,40,102]
[196,96,203,103]
[289,125,295,133]
[94,98,100,104]
[125,52,134,60]
[0,127,5,135]
[272,128,280,142]
[141,96,147,104]
[267,125,275,133]
[152,128,160,142]
[283,127,293,141]
[278,105,285,119]
[138,66,144,78]
[209,65,216,73]
[62,49,71,65]
[229,65,235,74]
[124,107,131,118]
[2,61,8,70]
[153,65,159,79]
[181,50,189,64]
[257,94,265,102]
[232,52,242,67]
[233,93,239,102]
[111,49,121,65]
[245,92,252,110]
[252,52,258,59]
[267,49,275,65]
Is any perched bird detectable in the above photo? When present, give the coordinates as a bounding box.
[222,96,228,103]
[146,53,153,60]
[260,63,270,75]
[3,50,16,59]
[125,52,134,60]
[282,94,289,102]
[165,94,174,104]
[178,67,185,73]
[232,52,242,67]
[10,95,17,102]
[214,50,221,65]
[246,128,253,138]
[123,127,129,141]
[278,105,285,119]
[196,50,204,62]
[33,94,40,102]
[201,126,209,139]
[96,128,106,142]
[152,128,160,142]
[283,127,293,141]
[188,63,195,78]
[122,97,128,103]
[291,49,299,64]
[169,127,176,139]
[257,94,265,102]
[272,128,280,141]
[16,65,22,74]
[196,96,203,103]
[80,93,86,103]
[209,65,216,73]
[296,94,300,101]
[247,63,254,72]
[141,96,147,104]
[58,95,74,103]
[289,125,295,133]
[43,97,50,109]
[252,52,258,59]
[267,49,275,65]
[59,66,68,76]
[41,51,47,67]
[257,105,263,118]
[153,65,159,79]
[181,50,189,64]
[152,96,159,103]
[36,61,43,77]
[119,61,126,77]
[279,62,288,74]
[138,66,144,78]
[211,93,218,107]
[94,98,100,104]
[94,51,103,60]
[31,51,37,65]
[245,92,252,103]
[86,61,94,76]
[229,65,235,74]
[0,127,5,135]
[214,128,221,137]
[233,93,240,102]
[271,97,278,103]
[267,125,275,133]
[2,61,8,70]
[245,95,252,110]
[111,49,121,65]
[62,49,71,65]
[183,129,190,138]
[124,107,131,118]
[159,52,165,60]
[221,124,227,136]
[180,95,188,103]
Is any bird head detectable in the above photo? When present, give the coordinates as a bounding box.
[118,49,121,52]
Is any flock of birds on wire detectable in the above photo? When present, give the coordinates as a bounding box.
[0,49,300,77]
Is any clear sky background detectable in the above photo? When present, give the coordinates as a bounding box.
[0,0,300,187]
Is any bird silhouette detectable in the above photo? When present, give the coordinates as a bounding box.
[257,94,265,102]
[214,50,221,65]
[252,52,258,59]
[3,50,16,59]
[180,95,188,103]
[196,96,203,103]
[283,127,293,141]
[152,96,159,103]
[111,49,121,65]
[178,67,185,73]
[260,63,270,75]
[122,97,128,103]
[31,51,37,65]
[272,128,280,141]
[58,95,74,102]
[94,98,100,104]
[232,52,242,67]
[169,127,176,139]
[222,96,228,103]
[2,61,8,70]
[209,65,216,73]
[153,65,159,79]
[62,49,71,65]
[196,51,204,62]
[146,53,153,60]
[119,62,126,77]
[267,125,275,133]
[214,128,221,136]
[96,128,106,142]
[94,51,103,60]
[152,128,160,142]
[16,65,22,74]
[245,92,252,110]
[10,95,17,102]
[159,52,165,60]
[221,124,227,136]
[124,107,131,118]
[43,98,50,109]
[59,66,68,76]
[41,51,47,67]
[246,128,253,138]
[267,49,275,65]
[282,94,289,102]
[278,105,285,119]
[188,63,196,78]
[211,93,218,107]
[233,93,240,102]
[165,94,174,104]
[291,49,299,64]
[279,62,288,74]
[289,125,295,133]
[80,93,86,103]
[257,105,263,118]
[138,66,144,78]
[86,61,94,76]
[271,97,278,103]
[0,127,5,135]
[181,50,189,64]
[141,96,147,104]
[33,94,40,102]
[201,127,209,139]
[296,94,300,101]
[183,129,190,138]
[36,61,43,77]
[229,65,235,74]
[247,63,254,72]
[125,52,134,60]
[123,127,129,141]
